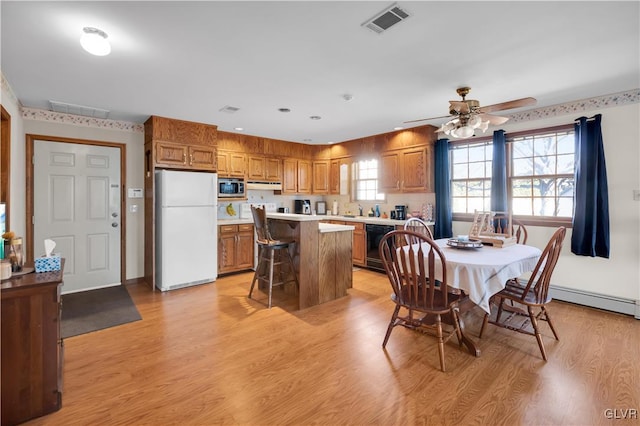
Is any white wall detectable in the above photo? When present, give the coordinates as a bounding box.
[454,102,640,304]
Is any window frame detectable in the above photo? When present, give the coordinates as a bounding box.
[451,124,574,228]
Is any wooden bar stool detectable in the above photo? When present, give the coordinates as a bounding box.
[248,206,299,308]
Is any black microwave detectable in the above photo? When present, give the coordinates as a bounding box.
[218,178,245,198]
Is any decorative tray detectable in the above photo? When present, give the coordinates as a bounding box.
[446,238,483,249]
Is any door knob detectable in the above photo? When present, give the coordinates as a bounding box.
[112,222,118,228]
[112,212,118,218]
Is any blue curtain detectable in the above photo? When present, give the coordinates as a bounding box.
[490,130,508,212]
[434,138,453,239]
[572,114,610,258]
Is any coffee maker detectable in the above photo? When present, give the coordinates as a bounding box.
[294,199,312,215]
[395,205,407,220]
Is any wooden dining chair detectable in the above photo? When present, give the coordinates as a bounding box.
[248,206,299,309]
[379,230,464,372]
[403,217,434,245]
[479,226,567,361]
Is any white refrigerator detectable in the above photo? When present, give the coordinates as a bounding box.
[155,170,218,291]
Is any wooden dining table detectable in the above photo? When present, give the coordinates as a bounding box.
[402,238,542,356]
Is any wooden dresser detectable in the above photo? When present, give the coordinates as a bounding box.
[1,262,64,426]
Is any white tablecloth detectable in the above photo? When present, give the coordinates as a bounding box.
[405,239,542,314]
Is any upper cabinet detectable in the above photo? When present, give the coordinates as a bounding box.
[217,151,246,177]
[248,155,281,182]
[282,159,311,194]
[312,160,329,194]
[380,147,433,193]
[145,115,217,172]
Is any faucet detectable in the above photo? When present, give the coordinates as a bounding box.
[358,204,363,216]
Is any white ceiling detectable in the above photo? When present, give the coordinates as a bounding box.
[2,1,639,144]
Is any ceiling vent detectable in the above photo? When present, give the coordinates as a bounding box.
[219,105,240,114]
[49,100,110,119]
[362,3,410,34]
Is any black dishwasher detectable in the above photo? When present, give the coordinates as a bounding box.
[365,224,395,272]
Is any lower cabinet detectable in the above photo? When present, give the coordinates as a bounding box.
[325,220,366,267]
[218,224,255,275]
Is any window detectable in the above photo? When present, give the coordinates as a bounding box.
[510,130,574,217]
[450,125,574,222]
[451,141,492,214]
[353,159,385,201]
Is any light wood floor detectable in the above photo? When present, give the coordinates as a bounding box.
[26,269,639,426]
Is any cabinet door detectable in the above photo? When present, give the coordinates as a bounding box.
[329,160,340,194]
[352,223,366,266]
[188,145,216,170]
[379,151,401,193]
[401,148,428,192]
[313,160,329,194]
[218,226,238,274]
[282,159,298,193]
[236,225,255,270]
[265,158,281,181]
[156,142,188,167]
[228,153,246,177]
[248,156,266,180]
[297,160,312,193]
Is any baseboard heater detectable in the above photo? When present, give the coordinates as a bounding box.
[550,285,640,319]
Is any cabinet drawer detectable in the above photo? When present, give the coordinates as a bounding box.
[238,224,254,233]
[219,224,238,233]
[352,222,365,230]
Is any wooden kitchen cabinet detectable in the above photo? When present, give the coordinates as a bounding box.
[312,160,329,194]
[351,221,366,266]
[217,151,246,177]
[282,159,311,194]
[155,141,216,170]
[248,155,281,181]
[218,224,254,275]
[379,147,432,193]
[1,264,65,426]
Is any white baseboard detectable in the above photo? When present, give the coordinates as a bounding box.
[550,285,640,319]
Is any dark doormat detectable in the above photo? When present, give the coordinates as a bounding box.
[61,285,142,338]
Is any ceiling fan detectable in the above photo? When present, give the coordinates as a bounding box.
[405,87,537,139]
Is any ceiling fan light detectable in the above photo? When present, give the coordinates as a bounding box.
[80,27,111,56]
[479,121,490,133]
[468,114,482,128]
[454,125,475,139]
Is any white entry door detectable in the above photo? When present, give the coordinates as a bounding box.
[34,140,121,293]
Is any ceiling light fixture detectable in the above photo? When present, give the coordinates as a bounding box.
[310,116,321,120]
[278,108,291,113]
[80,27,111,56]
[438,114,490,139]
[234,127,244,131]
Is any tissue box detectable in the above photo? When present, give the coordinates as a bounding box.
[35,254,61,273]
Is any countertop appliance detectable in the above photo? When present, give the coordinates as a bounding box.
[365,224,395,272]
[278,207,289,213]
[218,177,245,198]
[395,205,407,221]
[155,170,218,291]
[294,199,312,215]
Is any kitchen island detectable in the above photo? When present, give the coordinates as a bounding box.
[266,213,354,309]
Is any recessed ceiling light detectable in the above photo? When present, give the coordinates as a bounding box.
[278,108,291,113]
[310,116,322,120]
[80,27,111,56]
[394,127,404,130]
[342,94,354,101]
[234,127,244,131]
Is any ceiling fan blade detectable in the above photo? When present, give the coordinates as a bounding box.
[403,114,453,124]
[480,113,510,125]
[449,101,470,114]
[479,97,537,113]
